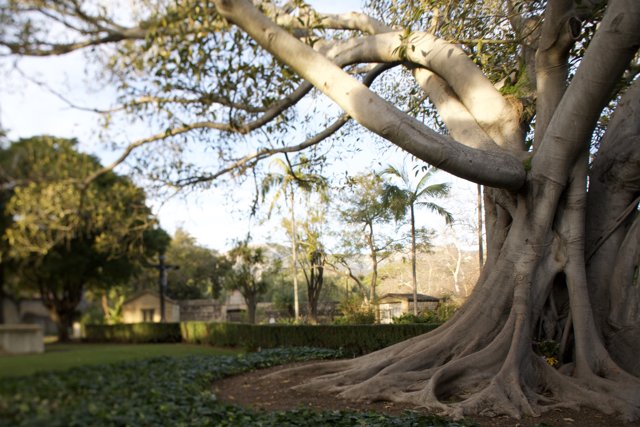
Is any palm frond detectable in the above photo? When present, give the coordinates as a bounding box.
[419,201,454,225]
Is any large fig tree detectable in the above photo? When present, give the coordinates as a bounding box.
[1,0,639,420]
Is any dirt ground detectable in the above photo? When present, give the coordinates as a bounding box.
[213,361,640,427]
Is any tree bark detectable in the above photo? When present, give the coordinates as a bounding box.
[477,184,484,269]
[246,292,257,324]
[306,249,324,324]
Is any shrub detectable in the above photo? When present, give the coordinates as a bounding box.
[87,321,443,355]
[85,323,181,343]
[181,322,441,356]
[392,312,435,324]
[434,296,459,322]
[334,295,376,324]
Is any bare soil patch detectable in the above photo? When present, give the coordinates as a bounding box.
[213,360,640,426]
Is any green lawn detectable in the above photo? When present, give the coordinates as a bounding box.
[0,342,241,378]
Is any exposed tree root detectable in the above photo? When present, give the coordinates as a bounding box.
[270,324,640,421]
[266,265,640,421]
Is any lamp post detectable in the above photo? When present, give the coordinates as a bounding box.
[150,254,179,322]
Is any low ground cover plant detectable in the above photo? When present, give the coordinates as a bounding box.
[0,347,470,426]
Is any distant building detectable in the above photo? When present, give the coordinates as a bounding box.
[179,299,224,322]
[121,290,180,323]
[377,293,440,324]
[223,290,248,322]
[121,289,251,323]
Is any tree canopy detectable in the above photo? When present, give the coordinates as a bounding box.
[0,136,163,340]
[223,238,279,324]
[382,164,451,314]
[161,228,220,300]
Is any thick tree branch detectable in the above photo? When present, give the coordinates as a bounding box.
[534,0,581,148]
[412,68,503,152]
[258,2,389,35]
[260,1,525,154]
[533,0,640,186]
[326,32,525,153]
[214,0,526,190]
[172,63,394,187]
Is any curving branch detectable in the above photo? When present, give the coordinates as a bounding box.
[534,0,582,148]
[214,0,526,190]
[532,0,640,186]
[257,1,389,35]
[173,114,350,188]
[171,63,395,187]
[262,0,525,153]
[81,122,217,187]
[323,32,525,152]
[412,68,503,153]
[0,0,217,56]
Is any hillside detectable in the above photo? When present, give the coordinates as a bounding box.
[376,245,481,299]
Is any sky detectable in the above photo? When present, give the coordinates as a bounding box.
[0,0,479,252]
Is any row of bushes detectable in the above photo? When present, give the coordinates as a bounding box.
[85,322,442,355]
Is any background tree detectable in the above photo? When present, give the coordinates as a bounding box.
[223,239,278,324]
[129,227,227,301]
[0,136,162,340]
[382,163,452,314]
[261,155,326,320]
[98,226,171,324]
[163,228,219,300]
[339,173,402,315]
[298,209,327,324]
[2,0,640,419]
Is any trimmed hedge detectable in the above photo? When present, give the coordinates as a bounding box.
[181,323,441,355]
[86,322,441,355]
[85,322,182,343]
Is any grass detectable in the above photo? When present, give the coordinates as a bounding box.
[0,342,241,378]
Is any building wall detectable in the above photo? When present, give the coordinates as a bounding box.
[179,300,224,322]
[378,298,440,324]
[1,298,58,335]
[122,293,180,323]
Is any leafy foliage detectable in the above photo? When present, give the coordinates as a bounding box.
[222,239,281,323]
[334,295,376,325]
[338,173,404,305]
[0,136,164,339]
[145,228,221,300]
[85,322,182,343]
[0,347,469,426]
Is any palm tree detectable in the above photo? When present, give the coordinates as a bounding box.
[261,155,326,320]
[383,164,453,315]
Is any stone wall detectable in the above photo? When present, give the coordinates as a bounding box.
[179,299,224,322]
[0,324,44,354]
